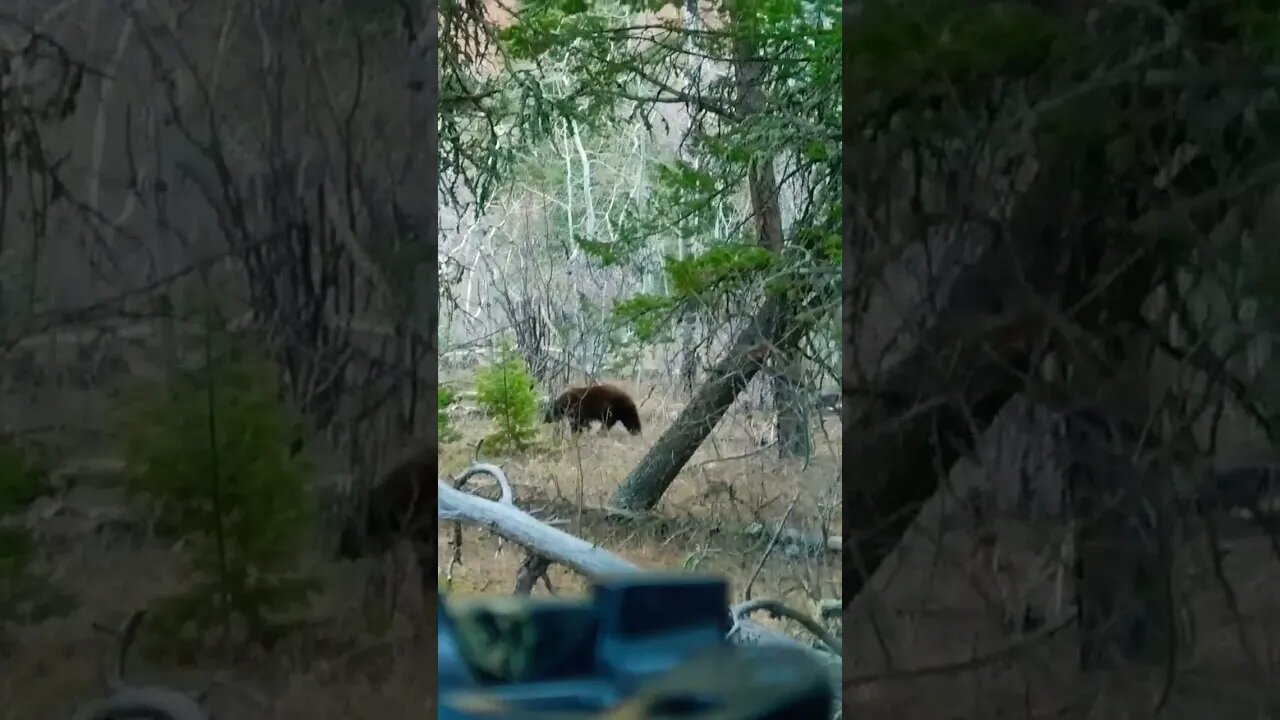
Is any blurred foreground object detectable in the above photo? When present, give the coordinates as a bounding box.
[439,574,834,720]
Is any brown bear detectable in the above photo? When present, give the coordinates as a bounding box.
[544,383,642,436]
[336,443,435,598]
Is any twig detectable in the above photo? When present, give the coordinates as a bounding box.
[114,610,146,687]
[514,553,553,595]
[843,614,1076,688]
[74,610,211,720]
[449,463,517,580]
[744,491,800,601]
[730,597,840,655]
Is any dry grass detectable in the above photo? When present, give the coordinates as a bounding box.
[438,378,843,625]
[2,473,441,720]
[841,502,1280,719]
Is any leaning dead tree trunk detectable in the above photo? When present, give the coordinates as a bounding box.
[610,301,778,512]
[843,157,1078,602]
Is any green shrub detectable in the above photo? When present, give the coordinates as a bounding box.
[0,440,50,516]
[0,525,34,619]
[474,342,539,451]
[113,344,319,660]
[0,439,70,626]
[439,384,461,444]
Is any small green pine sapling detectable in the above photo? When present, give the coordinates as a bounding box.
[474,342,539,451]
[114,344,320,661]
[0,440,70,626]
[439,384,461,444]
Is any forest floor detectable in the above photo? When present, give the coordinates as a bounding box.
[436,377,844,609]
[839,488,1280,719]
[1,384,441,719]
[1,376,844,719]
[9,372,1280,719]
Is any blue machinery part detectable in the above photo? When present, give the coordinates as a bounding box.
[439,574,834,719]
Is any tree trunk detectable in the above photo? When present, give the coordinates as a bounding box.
[773,347,811,458]
[610,301,777,511]
[1065,407,1183,671]
[680,318,698,397]
[838,1,1239,687]
[678,0,701,400]
[1060,324,1194,673]
[729,6,808,458]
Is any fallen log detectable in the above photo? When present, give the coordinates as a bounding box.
[437,466,842,704]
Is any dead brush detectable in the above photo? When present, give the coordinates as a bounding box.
[70,610,265,720]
